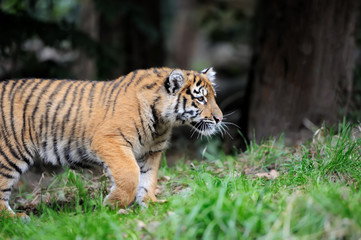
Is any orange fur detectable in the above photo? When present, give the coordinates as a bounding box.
[0,67,222,217]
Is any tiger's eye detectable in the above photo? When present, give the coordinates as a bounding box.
[197,96,204,102]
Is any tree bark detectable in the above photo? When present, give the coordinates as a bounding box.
[169,0,197,69]
[98,0,165,78]
[248,0,358,143]
[72,0,99,79]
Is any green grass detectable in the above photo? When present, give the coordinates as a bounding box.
[2,122,361,239]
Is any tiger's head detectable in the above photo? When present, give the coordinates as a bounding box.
[163,67,223,136]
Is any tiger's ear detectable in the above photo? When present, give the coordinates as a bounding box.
[201,67,216,84]
[165,69,185,95]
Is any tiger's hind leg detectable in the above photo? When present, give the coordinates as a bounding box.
[0,162,28,219]
[0,173,18,218]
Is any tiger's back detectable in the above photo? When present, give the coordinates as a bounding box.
[0,67,223,218]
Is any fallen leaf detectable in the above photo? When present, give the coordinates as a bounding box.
[255,170,279,179]
[118,209,130,215]
[136,220,146,230]
[158,176,170,183]
[147,221,160,231]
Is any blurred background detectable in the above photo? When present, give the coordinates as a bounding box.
[0,0,360,164]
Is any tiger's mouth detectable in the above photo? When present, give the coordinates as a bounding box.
[190,120,217,136]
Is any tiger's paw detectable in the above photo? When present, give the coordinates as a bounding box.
[104,188,135,209]
[135,186,166,208]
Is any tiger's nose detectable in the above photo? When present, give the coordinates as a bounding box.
[213,116,222,124]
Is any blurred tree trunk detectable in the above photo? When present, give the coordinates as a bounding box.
[169,0,197,69]
[247,0,358,143]
[72,0,98,79]
[97,0,165,78]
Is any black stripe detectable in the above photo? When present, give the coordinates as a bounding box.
[140,167,152,174]
[51,82,75,165]
[201,67,211,74]
[43,81,67,164]
[104,76,126,116]
[76,131,87,160]
[134,73,151,86]
[63,147,72,165]
[98,82,107,103]
[66,82,87,161]
[164,77,171,94]
[191,102,197,108]
[8,80,27,107]
[149,150,162,155]
[21,80,45,160]
[135,124,143,146]
[123,70,139,93]
[138,106,147,139]
[118,129,133,148]
[174,95,181,113]
[28,80,54,153]
[7,80,37,163]
[0,128,21,161]
[0,82,15,160]
[112,74,133,115]
[186,88,196,99]
[0,162,13,172]
[44,80,67,129]
[155,130,168,140]
[7,80,18,101]
[149,97,161,138]
[75,89,88,162]
[182,96,187,112]
[0,147,23,174]
[138,186,148,193]
[102,80,115,105]
[0,81,11,128]
[6,80,33,164]
[193,88,201,94]
[0,171,14,179]
[103,82,119,118]
[196,79,202,86]
[151,105,159,134]
[108,76,126,100]
[18,79,37,100]
[38,116,44,149]
[137,153,147,163]
[11,79,28,97]
[52,122,62,165]
[29,81,53,125]
[62,83,82,162]
[142,82,157,90]
[69,161,94,170]
[147,124,155,140]
[26,117,36,147]
[88,81,97,116]
[1,188,11,192]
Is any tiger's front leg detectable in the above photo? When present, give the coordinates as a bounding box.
[135,151,162,207]
[92,137,140,208]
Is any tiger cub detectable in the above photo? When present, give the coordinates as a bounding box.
[0,67,223,218]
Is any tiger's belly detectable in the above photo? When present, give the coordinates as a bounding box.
[37,132,170,169]
[37,139,102,168]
